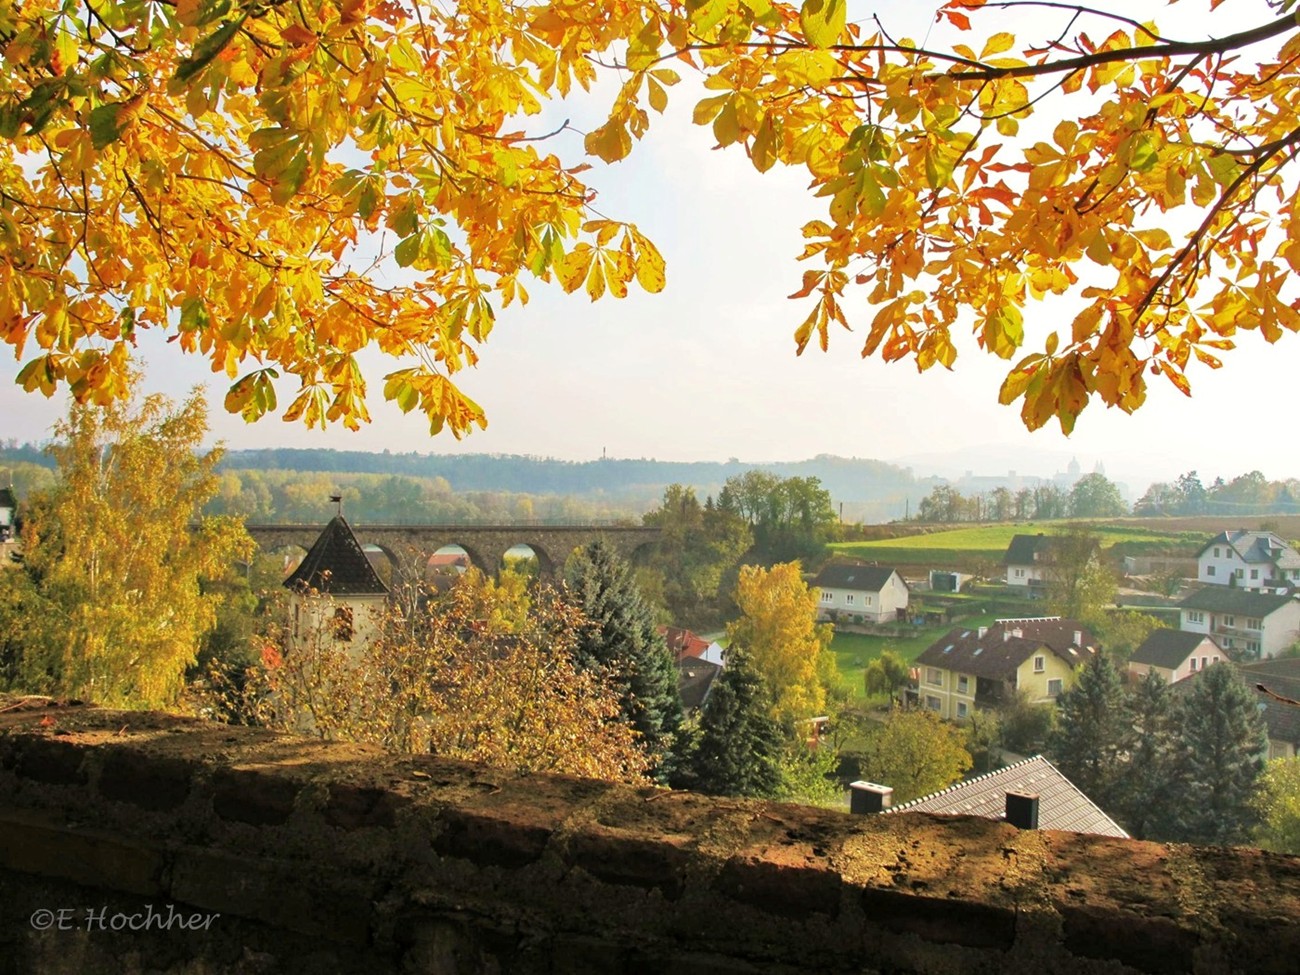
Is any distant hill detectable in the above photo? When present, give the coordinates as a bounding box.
[215,449,931,520]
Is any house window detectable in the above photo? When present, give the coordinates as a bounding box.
[1188,611,1204,624]
[1014,568,1025,578]
[957,675,970,694]
[1201,656,1210,670]
[1047,679,1063,697]
[1207,565,1216,576]
[332,606,354,642]
[1214,547,1221,557]
[956,702,969,718]
[1236,568,1245,578]
[1248,642,1260,654]
[925,696,942,712]
[1224,615,1235,627]
[1251,569,1259,580]
[1247,618,1261,630]
[1033,655,1045,673]
[926,667,944,687]
[846,594,855,604]
[821,591,833,602]
[1190,658,1198,671]
[1212,655,1220,664]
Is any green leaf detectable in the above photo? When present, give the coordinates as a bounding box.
[1128,133,1158,173]
[984,304,1024,359]
[88,103,124,150]
[799,0,845,49]
[269,150,309,205]
[179,297,209,332]
[626,20,661,71]
[394,233,420,268]
[173,15,246,87]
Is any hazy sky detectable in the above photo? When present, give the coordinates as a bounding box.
[2,1,1294,492]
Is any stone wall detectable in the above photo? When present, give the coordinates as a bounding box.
[2,699,1298,974]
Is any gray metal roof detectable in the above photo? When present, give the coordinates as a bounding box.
[1002,533,1051,566]
[1198,530,1300,570]
[888,755,1129,838]
[1130,629,1221,670]
[1178,587,1295,616]
[812,563,903,593]
[677,658,722,712]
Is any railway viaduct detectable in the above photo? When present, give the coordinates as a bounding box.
[244,522,661,584]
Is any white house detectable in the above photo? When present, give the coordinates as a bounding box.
[0,487,15,542]
[813,563,909,624]
[1128,629,1224,684]
[1178,587,1300,659]
[1003,534,1053,588]
[283,515,389,658]
[1197,530,1300,590]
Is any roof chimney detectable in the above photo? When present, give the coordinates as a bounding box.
[849,781,893,815]
[1005,791,1040,830]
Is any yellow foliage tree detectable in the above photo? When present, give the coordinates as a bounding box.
[726,562,836,729]
[237,574,651,782]
[3,1,1297,433]
[1,382,252,708]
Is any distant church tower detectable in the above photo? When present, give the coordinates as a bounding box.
[283,515,389,657]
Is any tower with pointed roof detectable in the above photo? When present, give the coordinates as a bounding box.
[283,515,389,657]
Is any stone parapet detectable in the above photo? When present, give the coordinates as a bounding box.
[1,699,1298,974]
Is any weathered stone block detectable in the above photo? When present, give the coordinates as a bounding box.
[98,748,193,811]
[210,766,299,826]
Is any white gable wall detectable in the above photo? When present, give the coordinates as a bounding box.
[817,572,909,624]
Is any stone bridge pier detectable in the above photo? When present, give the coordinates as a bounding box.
[245,523,661,587]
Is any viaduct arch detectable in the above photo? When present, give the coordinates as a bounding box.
[245,523,661,585]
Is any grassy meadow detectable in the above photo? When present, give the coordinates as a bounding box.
[828,521,1201,570]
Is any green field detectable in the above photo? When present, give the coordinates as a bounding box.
[829,521,1199,569]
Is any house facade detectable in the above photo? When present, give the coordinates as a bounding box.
[0,487,15,542]
[283,516,390,658]
[813,563,909,625]
[1197,530,1300,590]
[1128,629,1224,684]
[1178,587,1300,659]
[1003,534,1052,588]
[911,617,1098,720]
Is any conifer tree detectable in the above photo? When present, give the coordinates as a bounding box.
[1047,654,1129,811]
[1114,669,1178,840]
[1167,663,1267,845]
[683,649,784,798]
[565,540,684,780]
